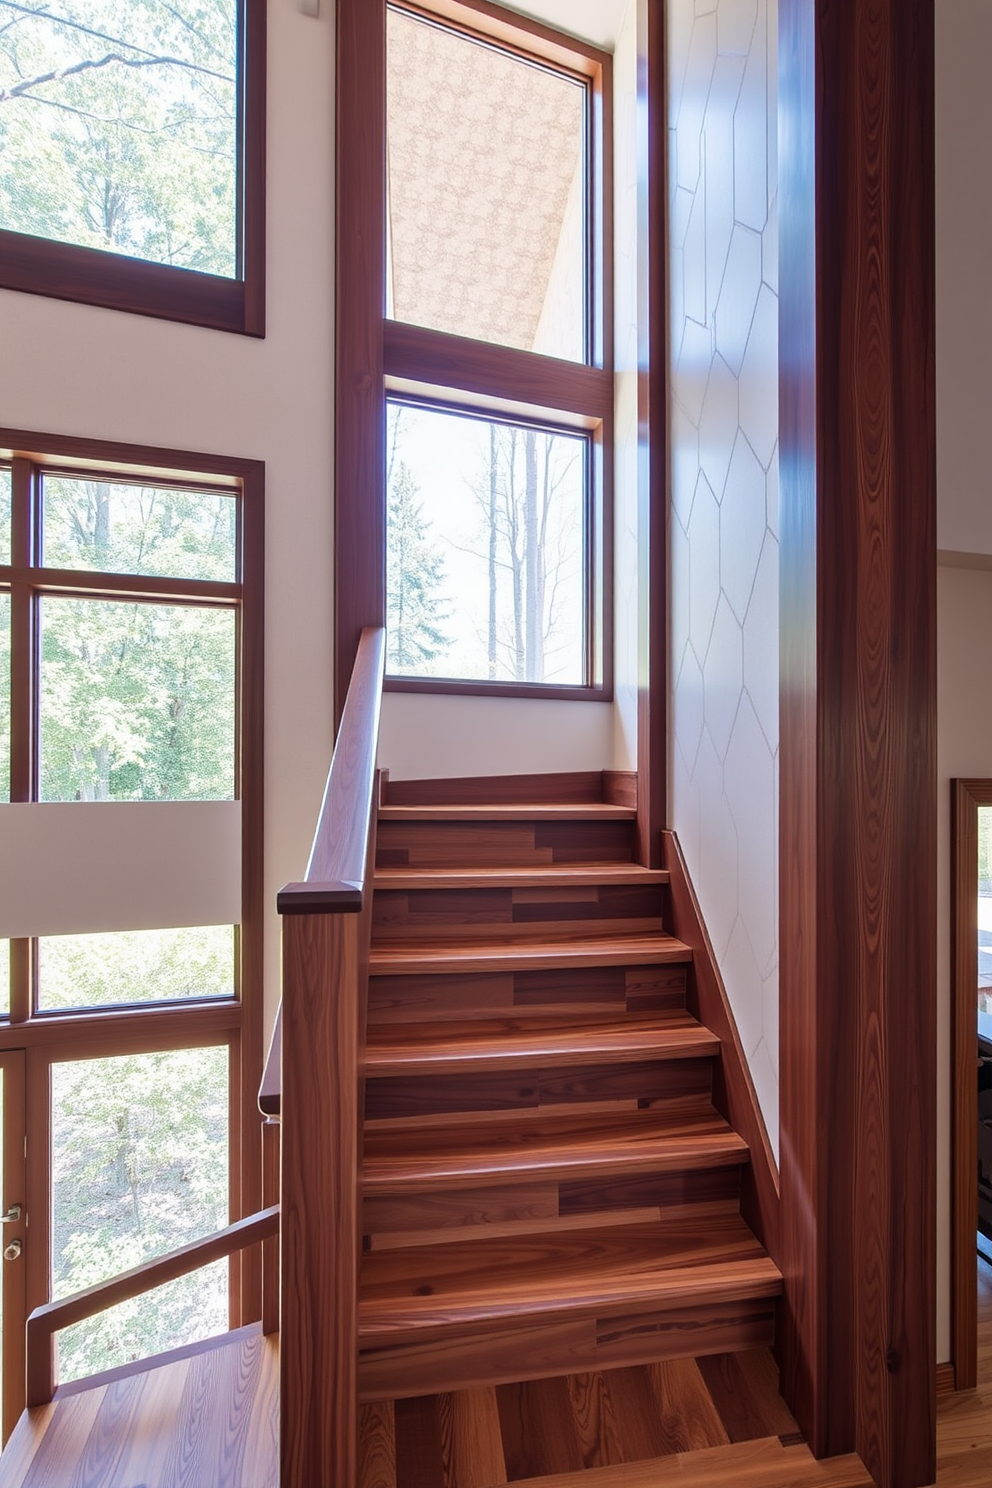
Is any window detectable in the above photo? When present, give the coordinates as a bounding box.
[0,428,263,1437]
[335,0,613,710]
[0,0,265,334]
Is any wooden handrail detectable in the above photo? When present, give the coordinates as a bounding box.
[26,1205,280,1408]
[276,627,386,914]
[277,624,385,1488]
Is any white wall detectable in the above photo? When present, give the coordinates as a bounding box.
[0,0,338,1033]
[667,0,780,1153]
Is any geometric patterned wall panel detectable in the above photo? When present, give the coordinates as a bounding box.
[668,0,780,1153]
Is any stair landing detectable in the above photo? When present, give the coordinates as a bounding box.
[0,1326,278,1488]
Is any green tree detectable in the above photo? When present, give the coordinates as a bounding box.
[0,0,238,274]
[386,410,450,673]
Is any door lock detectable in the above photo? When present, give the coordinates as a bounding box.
[3,1239,21,1262]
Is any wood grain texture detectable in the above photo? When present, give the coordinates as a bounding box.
[950,779,990,1392]
[0,1328,278,1488]
[367,964,686,1026]
[778,2,937,1484]
[376,817,637,869]
[383,773,609,807]
[369,934,691,978]
[280,914,360,1488]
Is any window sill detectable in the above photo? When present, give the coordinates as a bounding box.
[384,675,612,703]
[0,229,264,337]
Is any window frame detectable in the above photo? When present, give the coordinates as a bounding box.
[0,0,266,336]
[336,0,614,714]
[0,426,264,1432]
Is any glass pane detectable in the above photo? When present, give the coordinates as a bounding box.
[980,807,992,1036]
[39,598,236,801]
[0,942,8,1020]
[0,0,239,277]
[387,8,587,361]
[0,592,8,803]
[38,925,235,1013]
[0,466,10,563]
[43,478,237,582]
[387,401,587,686]
[51,1045,229,1382]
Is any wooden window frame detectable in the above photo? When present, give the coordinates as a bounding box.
[335,0,614,715]
[0,0,266,337]
[0,427,265,1427]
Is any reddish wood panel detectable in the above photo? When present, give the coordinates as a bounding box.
[383,772,607,807]
[366,965,686,1026]
[376,817,636,869]
[778,2,937,1482]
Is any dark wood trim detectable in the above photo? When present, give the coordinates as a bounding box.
[0,1050,26,1444]
[384,322,613,421]
[0,567,241,604]
[0,1002,240,1055]
[602,770,637,810]
[0,428,265,484]
[0,0,265,337]
[663,831,780,1261]
[384,770,608,807]
[335,0,386,724]
[777,3,937,1482]
[53,1320,264,1398]
[950,778,992,1393]
[26,1205,279,1406]
[935,1361,956,1397]
[634,0,668,869]
[278,628,385,915]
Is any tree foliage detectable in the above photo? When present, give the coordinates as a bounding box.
[386,409,450,673]
[0,0,239,274]
[52,1045,229,1380]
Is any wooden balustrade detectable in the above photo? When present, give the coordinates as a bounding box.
[26,1206,280,1408]
[275,626,386,1488]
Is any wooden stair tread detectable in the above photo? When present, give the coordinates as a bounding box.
[369,932,692,976]
[362,1107,748,1190]
[378,803,637,821]
[365,1012,719,1076]
[373,863,670,889]
[506,1438,874,1488]
[359,1215,781,1337]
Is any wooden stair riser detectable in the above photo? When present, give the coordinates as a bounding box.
[358,1297,778,1403]
[364,1171,744,1252]
[371,883,669,945]
[365,1056,716,1123]
[368,964,689,1026]
[376,817,637,870]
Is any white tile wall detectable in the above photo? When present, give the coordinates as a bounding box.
[668,0,780,1154]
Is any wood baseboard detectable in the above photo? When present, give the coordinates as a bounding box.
[936,1361,956,1396]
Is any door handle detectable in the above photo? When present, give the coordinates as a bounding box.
[0,1205,21,1225]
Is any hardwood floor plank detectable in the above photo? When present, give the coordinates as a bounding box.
[4,1389,105,1488]
[648,1357,730,1454]
[695,1349,799,1442]
[564,1372,627,1469]
[597,1365,669,1464]
[438,1387,507,1488]
[359,1400,397,1488]
[496,1377,584,1478]
[394,1396,446,1488]
[369,935,692,978]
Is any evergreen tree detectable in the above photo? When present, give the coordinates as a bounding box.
[386,459,450,672]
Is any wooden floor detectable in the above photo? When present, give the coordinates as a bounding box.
[0,1326,278,1488]
[358,1347,872,1488]
[934,1252,992,1487]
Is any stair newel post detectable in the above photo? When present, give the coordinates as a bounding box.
[280,910,362,1488]
[275,626,385,1488]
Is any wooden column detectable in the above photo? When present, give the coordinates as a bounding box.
[778,4,936,1487]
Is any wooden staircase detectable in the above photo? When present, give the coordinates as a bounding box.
[356,779,783,1402]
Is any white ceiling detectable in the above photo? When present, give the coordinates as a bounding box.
[499,0,630,50]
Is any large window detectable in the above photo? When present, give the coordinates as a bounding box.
[0,429,263,1437]
[336,0,613,709]
[0,0,265,333]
